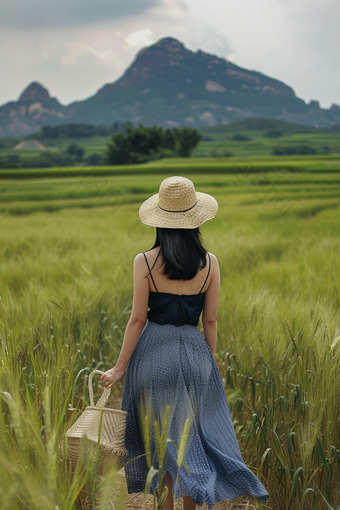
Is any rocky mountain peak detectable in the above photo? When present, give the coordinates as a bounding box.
[133,36,191,68]
[19,82,52,103]
[152,37,186,50]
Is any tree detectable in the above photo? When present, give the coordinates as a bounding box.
[0,154,21,169]
[273,145,316,156]
[263,129,282,138]
[106,124,201,165]
[232,133,251,141]
[36,121,134,139]
[167,127,202,157]
[65,144,85,160]
[86,153,104,166]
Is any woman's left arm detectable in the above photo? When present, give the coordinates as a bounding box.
[100,253,149,389]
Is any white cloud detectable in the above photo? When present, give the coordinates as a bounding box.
[61,43,119,66]
[176,13,233,60]
[0,0,339,109]
[183,0,340,108]
[149,0,189,18]
[125,28,153,48]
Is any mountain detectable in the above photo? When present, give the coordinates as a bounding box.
[1,37,340,137]
[0,82,66,137]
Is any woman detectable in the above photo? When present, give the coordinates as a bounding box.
[100,176,269,510]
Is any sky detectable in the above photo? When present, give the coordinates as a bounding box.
[0,0,339,109]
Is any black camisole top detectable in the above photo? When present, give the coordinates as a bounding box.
[143,251,211,327]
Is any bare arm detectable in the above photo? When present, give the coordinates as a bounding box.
[101,253,149,389]
[202,254,220,356]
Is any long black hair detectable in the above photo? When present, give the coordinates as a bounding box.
[149,227,207,280]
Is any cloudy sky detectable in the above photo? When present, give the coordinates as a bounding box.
[1,0,339,109]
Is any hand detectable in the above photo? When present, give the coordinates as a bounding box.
[100,366,125,389]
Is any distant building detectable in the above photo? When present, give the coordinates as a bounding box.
[14,139,57,150]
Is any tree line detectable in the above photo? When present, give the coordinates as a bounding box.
[31,121,134,139]
[0,121,331,169]
[0,124,202,168]
[0,144,89,169]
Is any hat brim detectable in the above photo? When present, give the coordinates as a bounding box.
[139,191,218,229]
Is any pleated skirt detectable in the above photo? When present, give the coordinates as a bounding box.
[120,321,269,509]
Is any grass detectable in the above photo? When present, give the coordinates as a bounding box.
[1,167,340,217]
[1,154,340,180]
[0,167,340,508]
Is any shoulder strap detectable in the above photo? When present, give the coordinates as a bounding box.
[143,251,159,292]
[151,249,161,271]
[198,253,211,294]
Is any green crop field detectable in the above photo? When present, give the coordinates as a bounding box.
[1,117,340,167]
[193,131,340,158]
[0,162,340,509]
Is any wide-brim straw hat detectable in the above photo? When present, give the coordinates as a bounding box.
[139,176,218,229]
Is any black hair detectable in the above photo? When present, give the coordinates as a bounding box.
[149,227,207,280]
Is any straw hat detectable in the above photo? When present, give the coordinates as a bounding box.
[139,176,218,229]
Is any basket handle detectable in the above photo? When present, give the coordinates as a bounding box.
[88,370,111,408]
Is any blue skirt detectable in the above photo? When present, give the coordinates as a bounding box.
[121,321,269,509]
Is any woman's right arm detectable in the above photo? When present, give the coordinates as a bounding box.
[202,253,220,355]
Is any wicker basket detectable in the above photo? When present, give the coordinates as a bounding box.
[59,369,128,475]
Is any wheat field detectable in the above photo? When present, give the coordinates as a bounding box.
[0,168,340,509]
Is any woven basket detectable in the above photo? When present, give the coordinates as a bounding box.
[59,369,128,475]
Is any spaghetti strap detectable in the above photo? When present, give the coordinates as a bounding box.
[198,253,211,294]
[150,249,161,271]
[143,252,159,293]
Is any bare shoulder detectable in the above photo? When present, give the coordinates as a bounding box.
[136,248,160,265]
[207,252,218,262]
[207,252,219,268]
[206,252,220,283]
[134,249,160,269]
[134,252,145,262]
[133,252,147,267]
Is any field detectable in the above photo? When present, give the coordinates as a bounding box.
[0,158,340,509]
[1,118,340,167]
[4,131,340,160]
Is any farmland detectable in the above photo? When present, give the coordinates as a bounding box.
[0,152,340,508]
